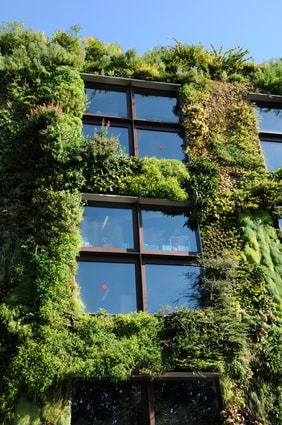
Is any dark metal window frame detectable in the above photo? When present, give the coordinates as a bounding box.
[82,74,185,158]
[79,194,202,313]
[249,93,282,235]
[250,92,282,144]
[71,372,224,425]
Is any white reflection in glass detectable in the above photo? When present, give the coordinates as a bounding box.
[142,210,199,252]
[137,129,184,160]
[146,265,202,313]
[77,262,137,314]
[261,140,282,171]
[83,123,129,154]
[153,380,220,425]
[85,88,127,117]
[135,93,178,122]
[81,206,134,249]
[71,381,143,424]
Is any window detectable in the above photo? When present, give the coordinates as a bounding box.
[77,261,137,314]
[85,87,128,117]
[256,106,282,133]
[260,140,282,171]
[136,129,184,160]
[77,196,202,314]
[71,375,222,425]
[134,91,178,122]
[257,105,282,171]
[82,75,185,160]
[252,95,282,171]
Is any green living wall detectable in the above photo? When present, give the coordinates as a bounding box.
[0,23,282,424]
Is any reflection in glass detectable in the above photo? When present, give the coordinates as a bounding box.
[261,140,282,171]
[142,210,199,252]
[279,218,282,232]
[77,262,137,314]
[145,265,202,313]
[135,93,178,122]
[71,380,221,425]
[85,88,127,117]
[83,124,130,154]
[256,107,282,133]
[81,206,134,249]
[153,380,220,425]
[71,381,143,425]
[137,129,184,160]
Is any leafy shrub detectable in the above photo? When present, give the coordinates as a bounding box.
[124,157,189,202]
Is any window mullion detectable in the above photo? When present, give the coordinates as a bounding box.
[142,381,156,425]
[135,205,147,311]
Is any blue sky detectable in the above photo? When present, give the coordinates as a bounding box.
[1,0,281,64]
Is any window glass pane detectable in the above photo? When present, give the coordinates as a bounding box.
[261,140,282,171]
[137,129,184,160]
[145,265,202,313]
[256,107,282,133]
[135,93,178,122]
[83,124,130,154]
[85,88,127,117]
[153,380,220,425]
[142,210,199,252]
[279,218,282,232]
[77,262,137,314]
[71,381,143,425]
[81,206,134,249]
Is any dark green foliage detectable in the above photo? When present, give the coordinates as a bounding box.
[123,157,189,202]
[81,123,189,201]
[255,59,282,95]
[238,210,282,312]
[211,103,265,170]
[186,158,220,229]
[161,308,248,372]
[233,170,282,210]
[209,45,257,82]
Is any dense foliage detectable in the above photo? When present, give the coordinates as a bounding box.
[0,22,281,424]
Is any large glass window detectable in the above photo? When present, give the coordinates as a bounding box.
[137,129,184,160]
[260,140,282,171]
[81,205,134,249]
[71,380,143,425]
[78,200,202,314]
[134,92,178,122]
[142,209,198,252]
[85,87,128,117]
[153,380,220,425]
[145,264,202,313]
[71,378,222,425]
[255,103,282,171]
[83,78,185,160]
[256,107,282,133]
[77,261,137,314]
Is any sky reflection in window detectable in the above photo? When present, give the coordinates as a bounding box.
[77,261,137,314]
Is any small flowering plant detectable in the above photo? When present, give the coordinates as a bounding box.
[83,120,129,193]
[88,120,126,164]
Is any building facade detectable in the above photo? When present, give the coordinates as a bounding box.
[1,27,282,425]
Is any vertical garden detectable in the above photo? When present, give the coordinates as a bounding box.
[0,23,282,424]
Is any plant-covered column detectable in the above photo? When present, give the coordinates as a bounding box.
[181,74,282,424]
[0,24,86,424]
